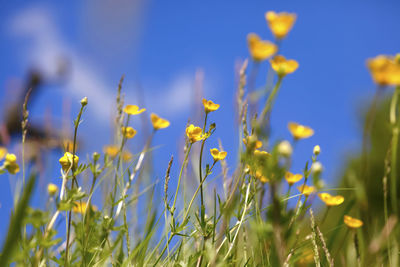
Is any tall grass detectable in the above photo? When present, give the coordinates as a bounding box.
[0,10,399,267]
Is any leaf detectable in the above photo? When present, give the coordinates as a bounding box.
[0,174,36,266]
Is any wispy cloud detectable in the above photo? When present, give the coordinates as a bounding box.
[9,6,115,121]
[8,5,214,124]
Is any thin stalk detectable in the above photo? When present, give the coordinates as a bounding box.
[383,147,392,266]
[171,143,192,214]
[354,231,361,267]
[289,174,309,228]
[21,88,32,190]
[21,88,31,239]
[199,113,208,225]
[258,76,283,127]
[154,161,217,266]
[310,209,321,267]
[223,181,251,261]
[321,207,331,225]
[196,113,209,267]
[65,101,86,265]
[109,114,130,218]
[183,161,216,223]
[284,184,292,211]
[389,86,400,215]
[115,131,154,218]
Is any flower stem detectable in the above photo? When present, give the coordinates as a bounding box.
[65,102,86,265]
[199,113,208,227]
[389,86,400,215]
[259,76,283,127]
[172,143,192,214]
[109,115,130,218]
[154,160,215,266]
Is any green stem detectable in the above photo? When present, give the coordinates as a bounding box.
[289,175,309,228]
[199,113,208,227]
[154,161,216,266]
[390,86,400,215]
[259,76,283,126]
[196,113,208,267]
[321,206,331,225]
[65,103,85,265]
[172,143,192,214]
[284,184,292,211]
[109,115,130,218]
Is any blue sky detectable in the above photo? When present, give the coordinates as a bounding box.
[0,0,400,238]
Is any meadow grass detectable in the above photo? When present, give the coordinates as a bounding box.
[0,10,400,267]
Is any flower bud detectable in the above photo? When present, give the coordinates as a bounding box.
[47,183,58,195]
[92,152,100,162]
[313,145,321,155]
[311,161,323,175]
[80,97,88,106]
[277,140,292,157]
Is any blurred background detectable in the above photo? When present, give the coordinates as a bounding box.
[1,0,400,238]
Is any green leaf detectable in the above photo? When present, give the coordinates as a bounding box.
[0,174,36,266]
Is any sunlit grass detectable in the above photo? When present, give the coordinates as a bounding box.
[1,10,400,267]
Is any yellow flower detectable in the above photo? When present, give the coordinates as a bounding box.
[5,153,17,164]
[270,55,299,76]
[103,145,132,161]
[121,126,137,139]
[210,148,227,161]
[265,11,297,40]
[288,122,314,140]
[4,153,20,174]
[202,98,220,113]
[104,145,119,158]
[254,169,269,183]
[72,201,97,214]
[186,124,203,143]
[344,215,363,229]
[47,183,58,195]
[318,193,344,206]
[123,105,146,115]
[0,147,8,160]
[285,172,303,185]
[297,185,315,196]
[122,151,133,162]
[151,113,170,130]
[247,33,277,62]
[243,136,262,149]
[367,55,400,86]
[59,152,79,171]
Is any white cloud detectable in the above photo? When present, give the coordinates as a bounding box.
[8,5,215,123]
[9,6,115,121]
[146,73,193,115]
